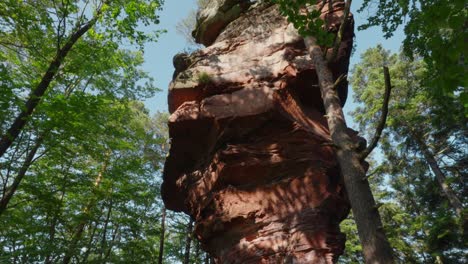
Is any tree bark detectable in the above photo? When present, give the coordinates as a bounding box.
[100,197,114,260]
[413,135,463,217]
[183,220,194,264]
[80,220,99,263]
[157,207,166,264]
[304,36,395,263]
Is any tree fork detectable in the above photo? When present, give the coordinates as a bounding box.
[304,36,395,263]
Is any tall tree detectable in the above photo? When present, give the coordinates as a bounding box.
[0,0,163,212]
[158,207,167,264]
[275,1,395,262]
[351,45,466,218]
[0,103,170,263]
[183,220,194,264]
[350,45,466,263]
[357,0,467,112]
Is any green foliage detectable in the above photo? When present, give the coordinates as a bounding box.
[358,0,468,113]
[339,214,363,263]
[197,71,213,84]
[274,0,335,46]
[0,1,209,262]
[349,46,467,263]
[0,103,164,263]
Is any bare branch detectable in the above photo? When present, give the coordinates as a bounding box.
[359,66,392,160]
[333,74,347,88]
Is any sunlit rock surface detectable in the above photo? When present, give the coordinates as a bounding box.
[162,1,361,263]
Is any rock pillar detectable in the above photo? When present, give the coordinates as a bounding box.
[162,1,362,263]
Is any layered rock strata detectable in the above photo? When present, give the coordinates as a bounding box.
[162,1,363,263]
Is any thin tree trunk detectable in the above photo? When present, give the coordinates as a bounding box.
[62,206,92,264]
[0,136,43,215]
[44,214,59,264]
[44,188,67,264]
[62,154,109,264]
[81,220,99,263]
[194,240,200,264]
[304,36,395,263]
[414,135,463,217]
[103,225,120,262]
[1,131,26,196]
[183,220,194,264]
[157,207,167,264]
[100,197,114,260]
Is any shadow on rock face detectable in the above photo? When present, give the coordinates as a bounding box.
[161,1,363,263]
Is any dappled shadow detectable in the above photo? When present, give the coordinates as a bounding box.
[161,83,363,263]
[161,0,357,263]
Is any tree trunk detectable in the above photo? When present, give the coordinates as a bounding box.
[62,155,109,264]
[44,188,67,264]
[103,224,120,262]
[194,240,200,264]
[100,197,114,260]
[414,135,463,217]
[304,36,395,263]
[81,220,99,263]
[183,220,194,264]
[0,136,43,215]
[157,207,166,264]
[0,78,88,215]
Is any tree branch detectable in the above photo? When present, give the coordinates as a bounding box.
[333,74,347,88]
[304,36,395,263]
[329,0,351,62]
[359,66,392,160]
[0,135,44,215]
[0,7,103,159]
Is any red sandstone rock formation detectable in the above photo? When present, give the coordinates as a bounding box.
[162,1,363,263]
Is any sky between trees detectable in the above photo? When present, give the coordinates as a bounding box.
[142,0,405,122]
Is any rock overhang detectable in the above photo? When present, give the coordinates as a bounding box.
[161,1,359,262]
[163,3,354,212]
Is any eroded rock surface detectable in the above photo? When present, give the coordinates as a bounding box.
[162,1,362,263]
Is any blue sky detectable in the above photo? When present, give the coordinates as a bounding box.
[143,0,404,130]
